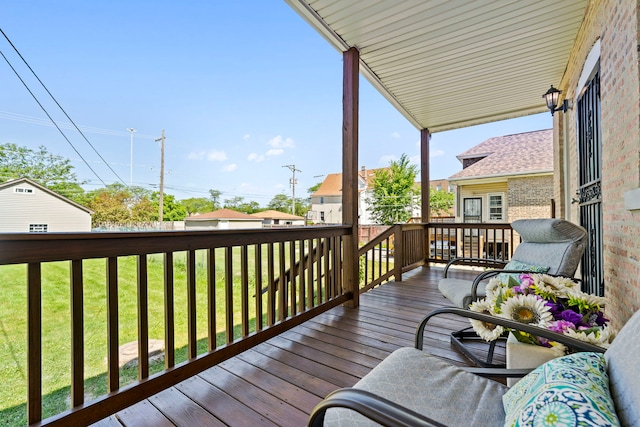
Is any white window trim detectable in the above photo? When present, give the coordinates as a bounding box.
[487,192,505,221]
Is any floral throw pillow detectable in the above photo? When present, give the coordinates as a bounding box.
[502,352,620,427]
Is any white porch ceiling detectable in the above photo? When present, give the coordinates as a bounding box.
[285,0,590,132]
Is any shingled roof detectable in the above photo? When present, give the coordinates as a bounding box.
[250,210,304,220]
[186,208,257,220]
[311,167,388,197]
[448,129,553,181]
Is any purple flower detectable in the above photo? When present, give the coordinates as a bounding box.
[548,320,575,333]
[594,311,609,326]
[519,274,535,287]
[545,301,562,316]
[560,309,584,325]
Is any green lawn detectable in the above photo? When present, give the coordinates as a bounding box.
[0,248,283,425]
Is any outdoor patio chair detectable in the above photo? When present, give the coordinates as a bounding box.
[308,307,640,427]
[437,218,587,367]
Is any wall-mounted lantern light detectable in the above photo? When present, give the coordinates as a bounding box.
[543,85,569,116]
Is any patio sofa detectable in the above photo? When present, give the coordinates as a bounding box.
[307,307,639,427]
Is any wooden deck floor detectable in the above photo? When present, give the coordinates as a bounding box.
[93,266,502,427]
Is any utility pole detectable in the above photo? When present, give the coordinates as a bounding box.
[156,130,165,224]
[282,164,301,215]
[127,128,136,186]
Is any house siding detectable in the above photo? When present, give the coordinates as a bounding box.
[556,0,640,326]
[0,181,91,232]
[456,182,508,221]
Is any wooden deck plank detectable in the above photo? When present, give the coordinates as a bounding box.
[95,266,496,426]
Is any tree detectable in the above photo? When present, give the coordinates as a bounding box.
[429,189,455,217]
[180,197,212,215]
[367,154,418,225]
[152,193,187,221]
[208,189,222,210]
[0,143,85,202]
[267,193,291,213]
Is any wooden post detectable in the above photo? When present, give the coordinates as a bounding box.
[420,129,431,265]
[342,47,359,308]
[393,224,404,281]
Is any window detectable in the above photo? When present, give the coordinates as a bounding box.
[488,193,504,221]
[320,197,324,204]
[29,224,48,232]
[14,187,34,194]
[320,211,325,222]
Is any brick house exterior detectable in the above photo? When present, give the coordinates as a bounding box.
[449,129,554,224]
[551,0,640,326]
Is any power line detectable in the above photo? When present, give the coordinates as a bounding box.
[0,27,127,186]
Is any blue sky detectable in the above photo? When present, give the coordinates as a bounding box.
[1,1,551,205]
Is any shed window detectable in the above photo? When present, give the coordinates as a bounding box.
[29,224,48,232]
[14,187,34,194]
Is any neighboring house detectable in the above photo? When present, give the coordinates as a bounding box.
[409,178,455,219]
[447,129,553,258]
[0,177,92,232]
[184,208,264,230]
[449,129,553,223]
[250,210,305,227]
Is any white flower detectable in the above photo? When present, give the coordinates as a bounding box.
[564,325,614,347]
[565,288,608,308]
[469,299,504,341]
[485,277,506,300]
[498,294,553,327]
[533,274,577,298]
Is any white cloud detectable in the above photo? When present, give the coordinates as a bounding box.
[243,134,251,140]
[223,163,237,172]
[187,150,206,160]
[379,154,397,165]
[430,149,445,157]
[207,150,227,161]
[266,148,284,156]
[268,135,295,149]
[248,152,265,162]
[391,131,400,139]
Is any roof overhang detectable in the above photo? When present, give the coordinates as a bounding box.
[286,0,589,132]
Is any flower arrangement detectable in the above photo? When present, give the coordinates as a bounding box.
[469,273,615,356]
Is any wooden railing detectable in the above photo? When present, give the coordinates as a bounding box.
[0,226,350,426]
[358,222,515,291]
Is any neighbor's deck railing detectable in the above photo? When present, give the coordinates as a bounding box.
[0,226,350,426]
[358,222,515,291]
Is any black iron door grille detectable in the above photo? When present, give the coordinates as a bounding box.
[577,70,604,296]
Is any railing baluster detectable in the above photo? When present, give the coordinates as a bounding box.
[165,252,175,367]
[225,247,233,344]
[241,245,249,337]
[137,255,149,379]
[278,241,286,320]
[267,243,276,326]
[289,240,297,316]
[186,250,197,358]
[106,257,119,392]
[27,262,42,424]
[323,237,330,299]
[70,259,84,407]
[307,239,314,308]
[299,239,306,312]
[206,248,216,351]
[255,244,263,331]
[316,238,323,303]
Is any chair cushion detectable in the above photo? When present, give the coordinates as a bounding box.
[324,347,508,426]
[605,309,640,427]
[502,352,620,427]
[438,277,486,308]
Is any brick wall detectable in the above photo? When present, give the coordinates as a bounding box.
[507,176,554,222]
[556,0,640,327]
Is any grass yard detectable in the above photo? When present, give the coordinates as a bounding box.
[0,247,284,425]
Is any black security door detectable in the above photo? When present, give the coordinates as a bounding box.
[577,69,604,296]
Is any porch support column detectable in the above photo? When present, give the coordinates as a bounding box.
[420,128,431,222]
[342,46,359,308]
[420,129,431,267]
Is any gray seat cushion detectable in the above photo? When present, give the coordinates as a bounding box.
[605,309,640,427]
[324,347,508,426]
[438,278,486,308]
